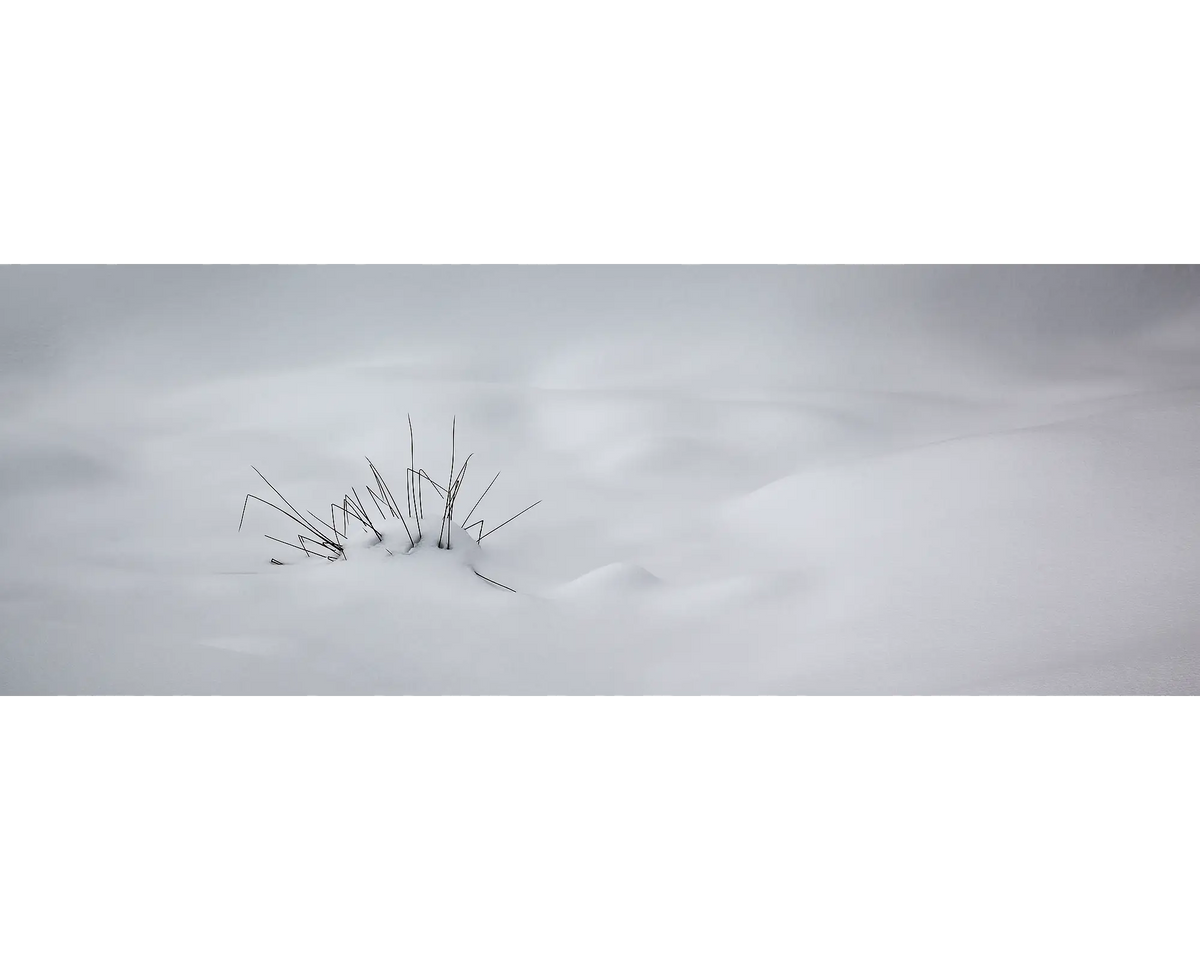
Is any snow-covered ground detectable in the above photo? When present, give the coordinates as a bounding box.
[3,265,1199,693]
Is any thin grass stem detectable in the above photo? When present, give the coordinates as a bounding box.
[407,414,416,518]
[251,467,326,539]
[307,511,343,543]
[264,534,309,554]
[478,500,542,541]
[241,494,321,537]
[462,471,499,526]
[368,487,389,522]
[473,569,516,592]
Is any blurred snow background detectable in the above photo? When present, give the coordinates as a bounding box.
[2,265,1199,693]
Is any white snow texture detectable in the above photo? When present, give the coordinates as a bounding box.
[2,265,1199,693]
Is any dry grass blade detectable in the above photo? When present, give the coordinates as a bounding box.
[365,459,386,509]
[417,469,447,498]
[350,486,370,521]
[350,487,383,541]
[444,455,473,550]
[462,471,499,526]
[473,570,516,592]
[340,496,365,525]
[368,487,390,522]
[338,497,368,537]
[464,519,485,541]
[241,494,321,537]
[335,499,351,537]
[300,534,340,559]
[366,468,416,547]
[395,511,416,549]
[442,417,456,548]
[368,459,402,518]
[478,500,542,541]
[407,413,416,518]
[380,473,402,518]
[264,534,311,555]
[451,458,472,508]
[251,467,326,540]
[342,491,382,543]
[307,511,343,544]
[404,470,424,536]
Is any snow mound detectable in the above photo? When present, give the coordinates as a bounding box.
[553,562,662,599]
[707,392,1200,692]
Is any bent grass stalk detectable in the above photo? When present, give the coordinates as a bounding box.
[462,470,499,527]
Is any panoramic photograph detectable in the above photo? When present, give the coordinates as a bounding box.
[2,264,1198,694]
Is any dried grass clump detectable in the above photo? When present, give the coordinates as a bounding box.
[238,416,539,591]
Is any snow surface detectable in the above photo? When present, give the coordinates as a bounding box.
[2,265,1200,693]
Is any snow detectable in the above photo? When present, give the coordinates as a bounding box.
[2,265,1199,693]
[555,562,663,599]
